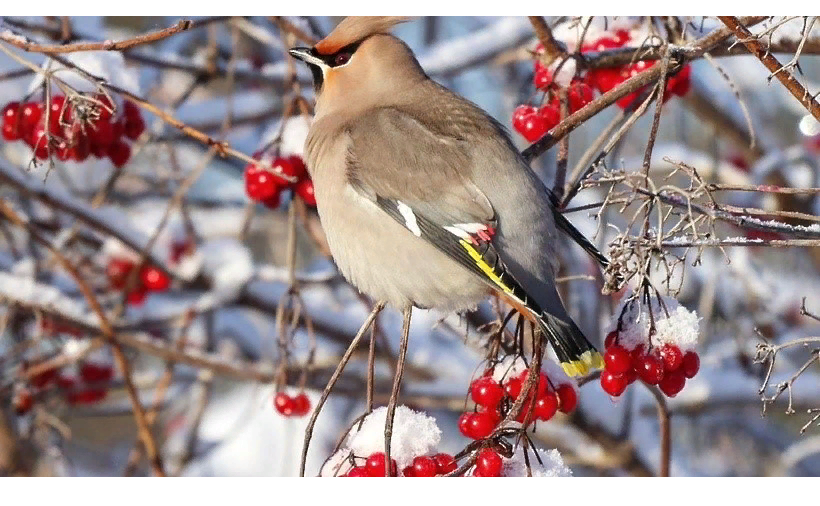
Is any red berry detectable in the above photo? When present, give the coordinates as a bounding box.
[517,113,548,142]
[658,369,686,397]
[273,392,295,416]
[458,412,473,437]
[108,140,131,167]
[287,155,308,180]
[534,391,559,421]
[139,265,170,292]
[20,102,42,135]
[604,345,632,375]
[410,456,438,477]
[682,351,700,378]
[600,370,629,396]
[637,354,665,385]
[262,191,282,210]
[402,466,416,477]
[2,122,19,141]
[365,452,397,477]
[613,29,631,46]
[56,374,76,390]
[14,389,33,414]
[568,81,594,112]
[503,376,523,399]
[29,124,49,159]
[295,179,317,206]
[107,258,135,289]
[244,165,280,201]
[126,289,147,306]
[534,66,553,90]
[470,376,504,408]
[90,119,116,147]
[269,157,299,186]
[79,362,114,383]
[123,101,141,122]
[588,68,624,93]
[1,102,20,140]
[539,103,561,130]
[512,105,536,131]
[630,344,646,368]
[475,449,503,477]
[659,344,683,372]
[292,393,311,417]
[345,466,369,477]
[170,239,194,264]
[124,113,145,140]
[466,411,497,439]
[47,95,68,132]
[94,93,115,121]
[433,453,457,475]
[625,367,638,384]
[556,384,577,413]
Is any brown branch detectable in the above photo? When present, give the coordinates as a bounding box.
[529,16,566,62]
[719,16,820,123]
[0,20,195,53]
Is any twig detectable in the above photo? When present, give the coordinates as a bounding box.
[384,306,412,476]
[718,16,820,123]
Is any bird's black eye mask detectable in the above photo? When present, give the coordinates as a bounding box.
[308,42,361,92]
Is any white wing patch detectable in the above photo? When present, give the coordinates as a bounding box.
[396,201,422,237]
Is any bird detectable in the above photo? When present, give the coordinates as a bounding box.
[288,16,605,377]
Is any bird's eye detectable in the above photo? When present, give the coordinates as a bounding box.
[334,52,351,66]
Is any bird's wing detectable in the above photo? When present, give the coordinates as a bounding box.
[345,107,539,312]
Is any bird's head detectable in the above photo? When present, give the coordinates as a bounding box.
[288,17,425,115]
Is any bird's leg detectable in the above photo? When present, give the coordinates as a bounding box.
[299,300,386,477]
[384,305,412,476]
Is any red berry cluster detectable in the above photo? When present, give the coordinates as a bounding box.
[512,28,692,141]
[244,153,315,209]
[344,451,458,477]
[2,94,145,167]
[273,391,311,417]
[20,348,115,413]
[583,31,691,109]
[600,330,700,398]
[106,257,171,306]
[458,368,577,440]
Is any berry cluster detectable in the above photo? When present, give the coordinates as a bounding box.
[2,94,145,167]
[512,28,691,142]
[344,451,458,477]
[600,330,700,398]
[458,367,577,440]
[17,325,116,415]
[273,391,311,417]
[244,152,315,209]
[106,257,171,306]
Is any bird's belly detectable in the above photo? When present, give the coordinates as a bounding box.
[316,186,487,310]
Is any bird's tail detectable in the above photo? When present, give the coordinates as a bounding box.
[536,310,604,377]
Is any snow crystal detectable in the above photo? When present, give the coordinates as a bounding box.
[346,406,442,469]
[501,447,573,477]
[260,114,312,157]
[606,294,700,352]
[0,271,97,327]
[193,238,253,310]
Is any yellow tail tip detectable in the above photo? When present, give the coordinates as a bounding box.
[561,351,604,377]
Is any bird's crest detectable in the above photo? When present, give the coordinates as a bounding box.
[315,16,412,55]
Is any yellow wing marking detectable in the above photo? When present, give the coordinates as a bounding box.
[458,239,514,295]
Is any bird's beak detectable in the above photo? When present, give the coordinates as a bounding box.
[288,47,325,68]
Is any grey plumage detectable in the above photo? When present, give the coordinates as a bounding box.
[291,19,603,376]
